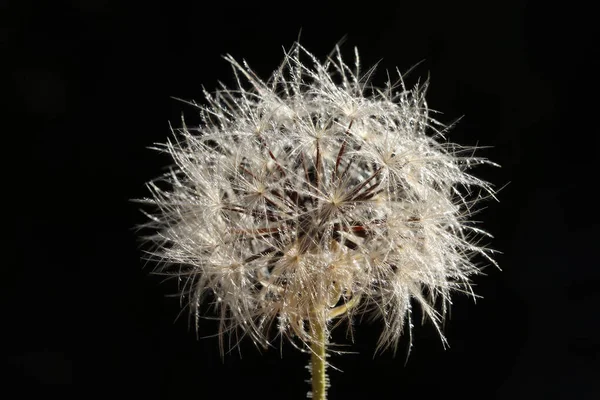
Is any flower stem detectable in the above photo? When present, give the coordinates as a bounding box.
[310,318,327,400]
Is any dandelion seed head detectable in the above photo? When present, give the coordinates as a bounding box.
[138,42,498,355]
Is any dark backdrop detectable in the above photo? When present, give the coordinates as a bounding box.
[5,0,599,398]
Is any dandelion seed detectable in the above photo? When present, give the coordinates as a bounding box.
[136,41,498,400]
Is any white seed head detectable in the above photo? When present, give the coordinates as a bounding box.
[138,42,498,355]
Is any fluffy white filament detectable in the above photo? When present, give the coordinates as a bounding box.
[139,42,498,355]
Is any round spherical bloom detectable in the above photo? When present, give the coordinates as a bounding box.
[139,43,498,354]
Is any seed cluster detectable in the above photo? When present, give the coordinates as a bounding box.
[140,43,497,354]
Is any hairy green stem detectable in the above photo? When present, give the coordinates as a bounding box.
[310,319,327,400]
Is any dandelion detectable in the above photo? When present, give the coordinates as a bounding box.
[137,42,498,399]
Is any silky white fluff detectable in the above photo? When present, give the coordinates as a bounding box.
[138,42,498,355]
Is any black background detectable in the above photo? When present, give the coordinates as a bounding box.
[5,0,599,398]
